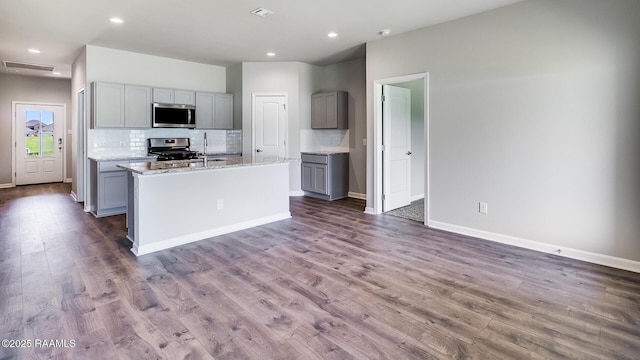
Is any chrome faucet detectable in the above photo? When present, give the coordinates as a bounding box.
[203,132,208,156]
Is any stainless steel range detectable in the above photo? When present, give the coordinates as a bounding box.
[147,138,200,161]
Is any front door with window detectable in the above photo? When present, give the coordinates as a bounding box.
[15,104,64,185]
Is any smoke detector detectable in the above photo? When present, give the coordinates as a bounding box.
[250,8,274,17]
[3,60,54,72]
[379,29,391,37]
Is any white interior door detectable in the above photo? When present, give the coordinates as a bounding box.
[383,85,412,212]
[15,104,64,185]
[253,94,287,160]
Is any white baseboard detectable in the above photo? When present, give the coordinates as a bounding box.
[64,178,72,183]
[289,190,305,197]
[364,207,376,215]
[411,194,424,202]
[0,183,13,189]
[132,212,292,256]
[428,220,640,274]
[348,192,366,200]
[70,191,78,202]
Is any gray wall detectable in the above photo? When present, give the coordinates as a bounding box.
[226,63,243,130]
[320,57,367,195]
[241,62,303,158]
[240,62,314,192]
[238,59,367,195]
[366,0,640,261]
[0,73,72,185]
[71,47,87,201]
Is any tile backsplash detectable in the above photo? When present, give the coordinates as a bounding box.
[88,128,242,157]
[300,129,350,153]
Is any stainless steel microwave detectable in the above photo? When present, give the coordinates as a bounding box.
[152,103,196,128]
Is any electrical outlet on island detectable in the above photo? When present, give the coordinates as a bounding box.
[479,202,488,214]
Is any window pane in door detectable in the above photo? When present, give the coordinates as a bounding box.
[41,110,54,156]
[25,109,41,158]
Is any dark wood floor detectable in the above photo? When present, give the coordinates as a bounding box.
[1,183,639,360]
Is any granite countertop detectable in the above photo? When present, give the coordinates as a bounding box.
[88,155,158,161]
[117,155,290,175]
[301,151,349,155]
[206,152,242,157]
[88,152,241,162]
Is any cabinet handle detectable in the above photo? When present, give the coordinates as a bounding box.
[406,151,412,155]
[256,149,263,153]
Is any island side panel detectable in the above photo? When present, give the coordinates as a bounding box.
[131,162,290,256]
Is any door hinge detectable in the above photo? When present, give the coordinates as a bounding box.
[381,95,385,102]
[382,194,386,201]
[381,145,385,151]
[283,104,286,110]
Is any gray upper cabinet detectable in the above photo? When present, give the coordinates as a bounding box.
[92,82,151,128]
[175,90,195,105]
[153,88,195,105]
[152,88,174,103]
[195,92,233,129]
[92,82,125,128]
[124,85,151,128]
[214,93,233,129]
[311,91,348,129]
[195,92,215,129]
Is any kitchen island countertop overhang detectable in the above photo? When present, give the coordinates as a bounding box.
[118,156,293,256]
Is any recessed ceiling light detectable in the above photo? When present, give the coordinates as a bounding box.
[380,29,391,36]
[328,32,338,38]
[52,72,61,75]
[28,49,41,54]
[267,52,276,57]
[110,17,124,24]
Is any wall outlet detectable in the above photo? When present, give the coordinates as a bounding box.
[217,199,224,210]
[479,202,488,214]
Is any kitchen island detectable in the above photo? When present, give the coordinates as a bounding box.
[117,156,291,256]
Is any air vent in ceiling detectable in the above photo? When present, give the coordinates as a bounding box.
[3,60,54,72]
[250,7,274,17]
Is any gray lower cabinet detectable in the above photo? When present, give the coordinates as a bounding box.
[90,160,128,217]
[301,152,348,201]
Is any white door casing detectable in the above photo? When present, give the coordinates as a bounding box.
[382,85,412,212]
[253,94,287,160]
[15,103,65,185]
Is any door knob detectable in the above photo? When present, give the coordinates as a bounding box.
[406,151,412,155]
[256,149,263,153]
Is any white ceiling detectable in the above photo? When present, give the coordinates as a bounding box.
[0,0,523,79]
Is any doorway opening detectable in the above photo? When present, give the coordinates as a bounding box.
[72,88,85,202]
[12,102,66,186]
[372,73,428,224]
